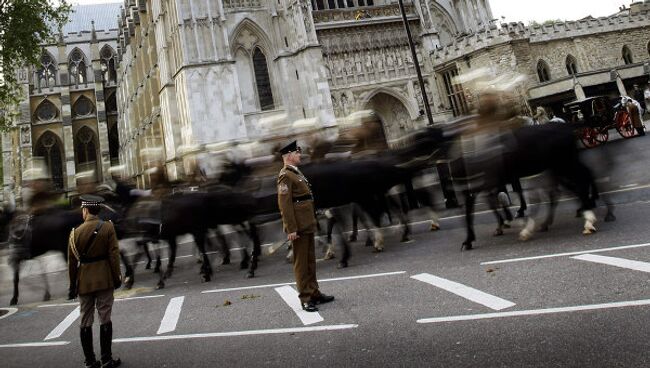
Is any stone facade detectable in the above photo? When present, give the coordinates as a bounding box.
[2,4,122,197]
[116,0,493,184]
[430,2,650,115]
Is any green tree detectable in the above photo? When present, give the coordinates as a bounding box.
[0,0,71,130]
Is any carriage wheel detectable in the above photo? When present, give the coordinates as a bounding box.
[615,111,636,139]
[579,127,601,148]
[595,127,609,144]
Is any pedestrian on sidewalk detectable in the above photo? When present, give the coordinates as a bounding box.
[277,140,334,312]
[68,194,122,368]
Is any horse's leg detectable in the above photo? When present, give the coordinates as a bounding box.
[462,191,476,250]
[194,231,212,282]
[387,195,411,243]
[519,188,540,241]
[497,184,513,224]
[39,258,51,302]
[215,227,231,265]
[330,206,350,268]
[142,240,152,270]
[121,253,134,290]
[540,187,558,232]
[488,191,506,236]
[246,223,261,278]
[512,179,527,218]
[10,262,19,306]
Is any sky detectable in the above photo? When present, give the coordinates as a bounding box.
[69,0,627,23]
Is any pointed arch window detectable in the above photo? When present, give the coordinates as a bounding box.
[566,55,578,76]
[105,92,117,115]
[34,99,59,123]
[74,126,98,175]
[252,47,274,111]
[34,132,64,189]
[72,96,95,118]
[647,41,650,57]
[100,45,117,83]
[537,59,551,83]
[622,45,634,65]
[37,51,57,89]
[69,49,88,86]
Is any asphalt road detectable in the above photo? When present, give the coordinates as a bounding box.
[1,134,650,368]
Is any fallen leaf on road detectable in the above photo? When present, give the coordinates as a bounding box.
[223,300,232,306]
[241,294,260,300]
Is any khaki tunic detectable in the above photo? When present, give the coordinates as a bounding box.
[68,216,121,295]
[277,166,316,234]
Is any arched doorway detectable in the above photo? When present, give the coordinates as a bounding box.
[364,92,413,144]
[34,131,64,189]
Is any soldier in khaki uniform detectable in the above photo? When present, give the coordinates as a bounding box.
[277,141,334,312]
[68,195,122,368]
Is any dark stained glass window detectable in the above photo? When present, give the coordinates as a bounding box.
[35,132,64,189]
[252,47,274,111]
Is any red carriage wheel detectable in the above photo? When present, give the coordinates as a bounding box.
[579,127,601,148]
[615,111,636,139]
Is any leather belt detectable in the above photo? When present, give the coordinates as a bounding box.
[293,195,313,203]
[79,255,108,264]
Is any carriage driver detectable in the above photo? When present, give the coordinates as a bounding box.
[277,140,334,312]
[68,194,122,368]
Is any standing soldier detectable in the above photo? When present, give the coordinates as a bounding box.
[277,140,334,312]
[68,194,122,368]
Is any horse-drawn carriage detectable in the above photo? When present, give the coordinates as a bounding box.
[564,96,637,148]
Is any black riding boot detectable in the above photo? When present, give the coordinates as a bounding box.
[80,327,99,368]
[100,322,121,368]
[636,127,646,136]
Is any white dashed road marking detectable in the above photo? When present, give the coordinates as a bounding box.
[0,341,71,348]
[411,273,516,311]
[0,307,18,320]
[572,254,650,273]
[418,299,650,324]
[113,324,358,343]
[275,286,324,326]
[157,296,185,334]
[481,242,650,265]
[44,306,80,341]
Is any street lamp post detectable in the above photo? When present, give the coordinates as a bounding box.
[397,0,434,126]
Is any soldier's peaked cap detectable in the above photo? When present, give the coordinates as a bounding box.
[80,194,104,208]
[278,140,301,155]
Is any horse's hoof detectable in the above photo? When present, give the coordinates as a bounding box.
[221,257,230,265]
[493,229,504,236]
[246,272,255,279]
[604,213,616,222]
[43,292,51,302]
[461,242,473,251]
[583,228,597,235]
[364,238,373,247]
[337,261,348,269]
[372,247,383,253]
[202,274,211,282]
[348,234,358,242]
[156,282,165,290]
[324,250,336,260]
[145,262,151,270]
[124,277,134,290]
[9,297,17,306]
[430,223,440,231]
[516,211,526,219]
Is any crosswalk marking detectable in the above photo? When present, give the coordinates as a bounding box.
[44,306,80,341]
[411,273,516,311]
[157,297,185,334]
[274,286,324,326]
[0,308,17,320]
[37,294,166,308]
[572,254,650,273]
[418,298,650,324]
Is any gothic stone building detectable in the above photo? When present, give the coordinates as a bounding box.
[431,1,650,117]
[115,0,493,185]
[2,4,123,193]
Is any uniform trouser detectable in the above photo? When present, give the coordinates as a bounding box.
[292,233,320,303]
[79,288,114,328]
